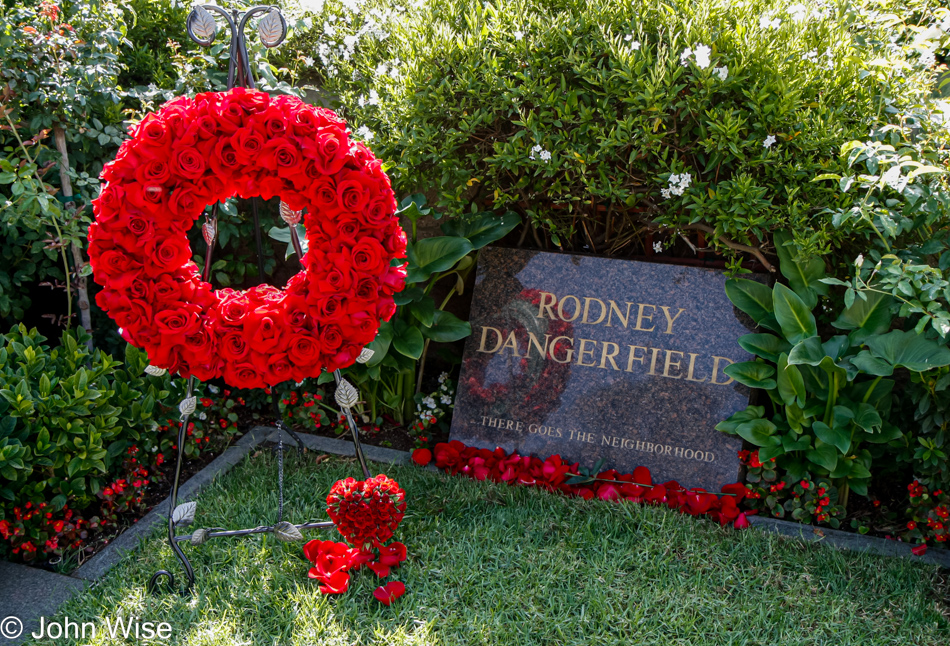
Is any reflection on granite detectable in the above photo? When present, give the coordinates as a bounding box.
[449,247,757,492]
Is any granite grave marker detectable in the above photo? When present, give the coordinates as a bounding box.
[449,247,758,492]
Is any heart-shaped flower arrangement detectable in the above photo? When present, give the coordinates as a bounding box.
[326,474,406,551]
[304,474,408,603]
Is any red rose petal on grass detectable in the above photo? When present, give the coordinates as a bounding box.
[378,542,407,567]
[368,562,391,578]
[734,512,750,530]
[373,581,406,605]
[911,544,928,556]
[318,569,351,595]
[411,448,432,466]
[348,549,375,571]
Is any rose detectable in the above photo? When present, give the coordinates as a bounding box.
[211,139,241,176]
[168,186,206,224]
[172,146,207,180]
[352,238,387,274]
[247,314,283,353]
[309,128,348,175]
[224,361,266,390]
[125,183,166,211]
[134,159,171,186]
[155,307,201,340]
[259,137,300,173]
[231,127,264,164]
[319,324,343,351]
[307,176,339,212]
[365,198,395,227]
[218,328,250,361]
[336,176,370,212]
[288,333,322,367]
[134,114,169,148]
[148,237,192,274]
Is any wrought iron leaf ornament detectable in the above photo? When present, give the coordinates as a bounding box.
[202,220,216,246]
[335,378,359,409]
[190,528,210,546]
[189,5,217,45]
[144,365,167,377]
[172,502,197,527]
[257,8,285,48]
[356,347,375,364]
[279,200,302,225]
[179,396,198,420]
[273,521,304,542]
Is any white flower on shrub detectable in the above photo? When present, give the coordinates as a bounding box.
[653,241,663,253]
[920,50,936,68]
[763,135,776,148]
[625,35,640,50]
[303,56,315,66]
[854,254,864,269]
[681,44,711,69]
[787,4,807,21]
[356,125,374,141]
[759,13,781,30]
[661,172,692,199]
[199,412,207,421]
[514,30,524,40]
[882,165,907,192]
[530,144,552,161]
[713,66,728,80]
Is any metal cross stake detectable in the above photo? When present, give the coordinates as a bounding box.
[147,4,373,595]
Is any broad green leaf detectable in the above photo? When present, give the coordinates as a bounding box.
[806,445,838,471]
[787,336,826,366]
[865,329,950,372]
[440,211,521,249]
[737,333,791,362]
[723,361,776,389]
[849,350,894,376]
[408,298,435,327]
[392,323,424,360]
[813,421,850,454]
[831,291,893,343]
[864,422,903,443]
[773,230,828,309]
[405,237,474,284]
[852,402,882,431]
[421,310,472,342]
[394,286,425,306]
[773,283,817,344]
[364,321,394,367]
[724,278,776,329]
[395,193,432,221]
[758,444,785,461]
[782,432,811,452]
[777,353,805,407]
[715,406,766,434]
[735,419,780,447]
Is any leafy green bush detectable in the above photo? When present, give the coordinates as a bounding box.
[296,0,945,266]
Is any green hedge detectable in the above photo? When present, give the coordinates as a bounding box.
[298,0,946,264]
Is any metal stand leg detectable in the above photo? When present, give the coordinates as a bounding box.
[147,377,197,595]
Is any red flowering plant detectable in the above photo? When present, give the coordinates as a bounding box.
[426,441,753,529]
[0,502,88,562]
[737,450,846,528]
[88,87,408,389]
[903,481,950,546]
[302,474,408,602]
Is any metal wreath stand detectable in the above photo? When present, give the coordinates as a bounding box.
[147,4,373,595]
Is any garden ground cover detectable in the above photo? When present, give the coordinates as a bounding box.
[38,452,950,646]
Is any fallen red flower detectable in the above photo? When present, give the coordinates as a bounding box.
[911,543,928,556]
[373,581,406,605]
[411,448,432,466]
[427,441,752,530]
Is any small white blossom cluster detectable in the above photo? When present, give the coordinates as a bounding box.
[661,172,692,199]
[712,66,728,81]
[919,50,936,68]
[802,48,835,70]
[530,144,552,162]
[416,373,456,425]
[355,125,374,141]
[653,241,663,253]
[763,135,777,148]
[681,44,711,69]
[759,12,782,30]
[624,34,640,50]
[358,89,379,107]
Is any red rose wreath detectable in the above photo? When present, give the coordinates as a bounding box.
[88,88,407,388]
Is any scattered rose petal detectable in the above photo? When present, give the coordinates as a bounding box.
[412,448,432,466]
[911,543,928,556]
[373,581,406,605]
[368,561,391,578]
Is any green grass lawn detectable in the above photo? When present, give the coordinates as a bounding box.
[37,450,950,646]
